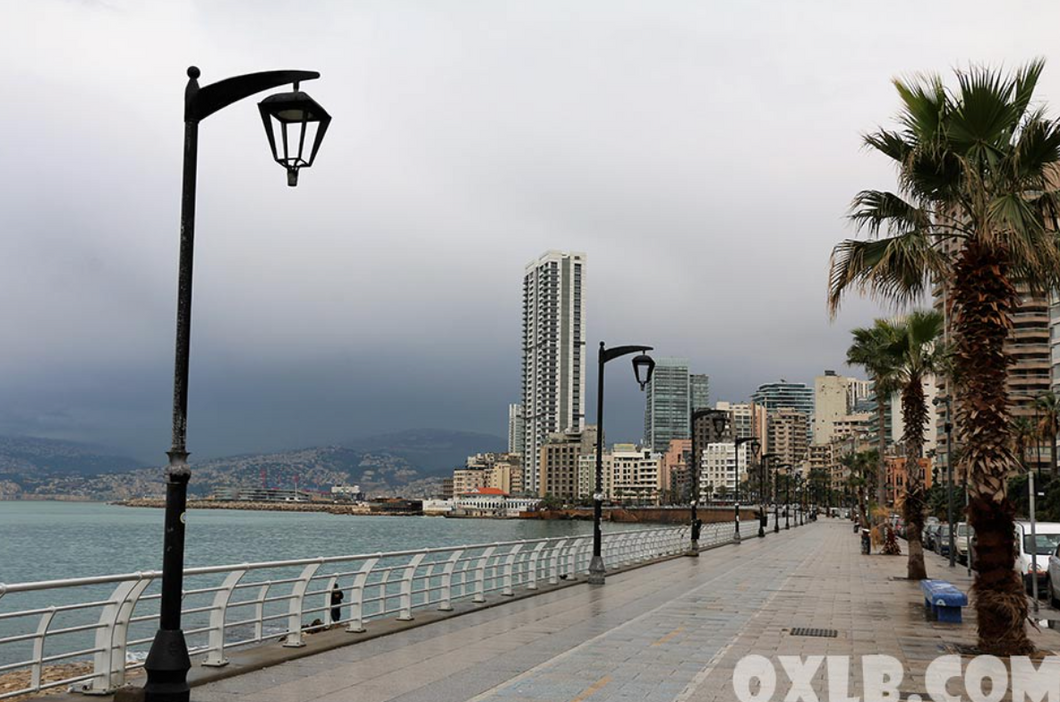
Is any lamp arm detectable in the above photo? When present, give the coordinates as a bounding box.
[600,344,653,364]
[187,69,322,122]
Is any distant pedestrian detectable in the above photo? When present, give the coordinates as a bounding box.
[330,585,344,624]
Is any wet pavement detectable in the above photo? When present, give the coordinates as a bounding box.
[185,520,1060,702]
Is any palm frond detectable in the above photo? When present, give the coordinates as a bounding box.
[827,235,941,316]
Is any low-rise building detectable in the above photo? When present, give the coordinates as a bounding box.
[610,445,662,505]
[453,487,540,517]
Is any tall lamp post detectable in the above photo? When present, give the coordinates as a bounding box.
[933,395,956,568]
[777,463,792,531]
[759,453,777,538]
[688,409,729,556]
[589,342,655,585]
[144,66,332,702]
[733,436,760,543]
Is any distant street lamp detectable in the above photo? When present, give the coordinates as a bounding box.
[688,409,729,555]
[145,66,331,702]
[933,395,956,568]
[733,436,760,543]
[759,453,777,538]
[590,342,654,585]
[775,462,791,533]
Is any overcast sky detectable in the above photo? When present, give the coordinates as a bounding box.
[4,1,1060,462]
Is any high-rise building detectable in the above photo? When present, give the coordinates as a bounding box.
[768,408,810,468]
[521,251,586,492]
[936,275,1051,475]
[814,371,849,445]
[644,358,691,453]
[700,442,750,498]
[507,404,525,455]
[538,432,583,500]
[691,374,710,411]
[751,381,815,419]
[714,402,767,443]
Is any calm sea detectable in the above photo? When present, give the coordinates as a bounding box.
[0,501,631,585]
[0,501,642,668]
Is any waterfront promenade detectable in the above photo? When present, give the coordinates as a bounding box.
[169,520,1059,702]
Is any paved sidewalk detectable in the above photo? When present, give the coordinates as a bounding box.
[191,521,1060,702]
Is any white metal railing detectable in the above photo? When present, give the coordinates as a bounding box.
[0,519,773,699]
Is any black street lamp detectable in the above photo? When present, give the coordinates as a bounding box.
[144,66,331,702]
[933,394,955,568]
[759,453,777,538]
[733,436,760,543]
[774,462,790,533]
[688,409,729,556]
[589,342,654,585]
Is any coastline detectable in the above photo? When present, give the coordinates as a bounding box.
[112,498,422,516]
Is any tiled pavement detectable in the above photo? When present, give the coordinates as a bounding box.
[192,521,1060,702]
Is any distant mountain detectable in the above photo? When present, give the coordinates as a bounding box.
[0,429,507,501]
[0,436,145,477]
[343,428,506,476]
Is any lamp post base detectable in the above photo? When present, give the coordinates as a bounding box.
[588,556,606,585]
[686,540,699,557]
[734,526,741,544]
[143,629,191,702]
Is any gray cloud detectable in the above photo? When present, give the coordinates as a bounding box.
[3,1,1059,460]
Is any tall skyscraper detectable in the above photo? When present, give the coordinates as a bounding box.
[644,358,691,453]
[521,251,586,493]
[813,371,849,444]
[691,374,710,411]
[507,404,525,455]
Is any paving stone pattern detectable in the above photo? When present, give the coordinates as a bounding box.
[192,521,1060,702]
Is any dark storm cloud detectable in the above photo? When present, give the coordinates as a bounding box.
[3,1,1060,460]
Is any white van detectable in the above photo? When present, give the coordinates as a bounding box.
[1015,521,1060,592]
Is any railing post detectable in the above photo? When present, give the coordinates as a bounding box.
[472,546,496,603]
[30,608,56,693]
[84,577,151,695]
[397,553,426,620]
[253,583,270,642]
[501,544,523,596]
[526,542,546,590]
[202,569,247,667]
[548,539,568,585]
[573,537,591,575]
[437,550,463,611]
[282,562,322,647]
[347,557,379,633]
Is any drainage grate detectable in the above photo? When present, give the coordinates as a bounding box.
[789,627,838,638]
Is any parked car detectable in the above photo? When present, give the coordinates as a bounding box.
[935,525,953,557]
[1015,521,1060,595]
[955,522,973,564]
[923,524,940,551]
[1047,541,1060,607]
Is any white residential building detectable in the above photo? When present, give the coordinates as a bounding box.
[610,445,662,504]
[700,442,750,500]
[508,403,525,455]
[521,251,586,493]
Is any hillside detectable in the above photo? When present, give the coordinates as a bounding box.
[0,429,505,501]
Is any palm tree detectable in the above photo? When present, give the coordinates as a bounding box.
[885,310,945,580]
[1010,416,1036,470]
[842,450,878,530]
[1035,392,1060,476]
[828,61,1060,654]
[847,321,902,521]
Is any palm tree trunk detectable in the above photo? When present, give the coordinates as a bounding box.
[901,377,927,580]
[952,242,1032,655]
